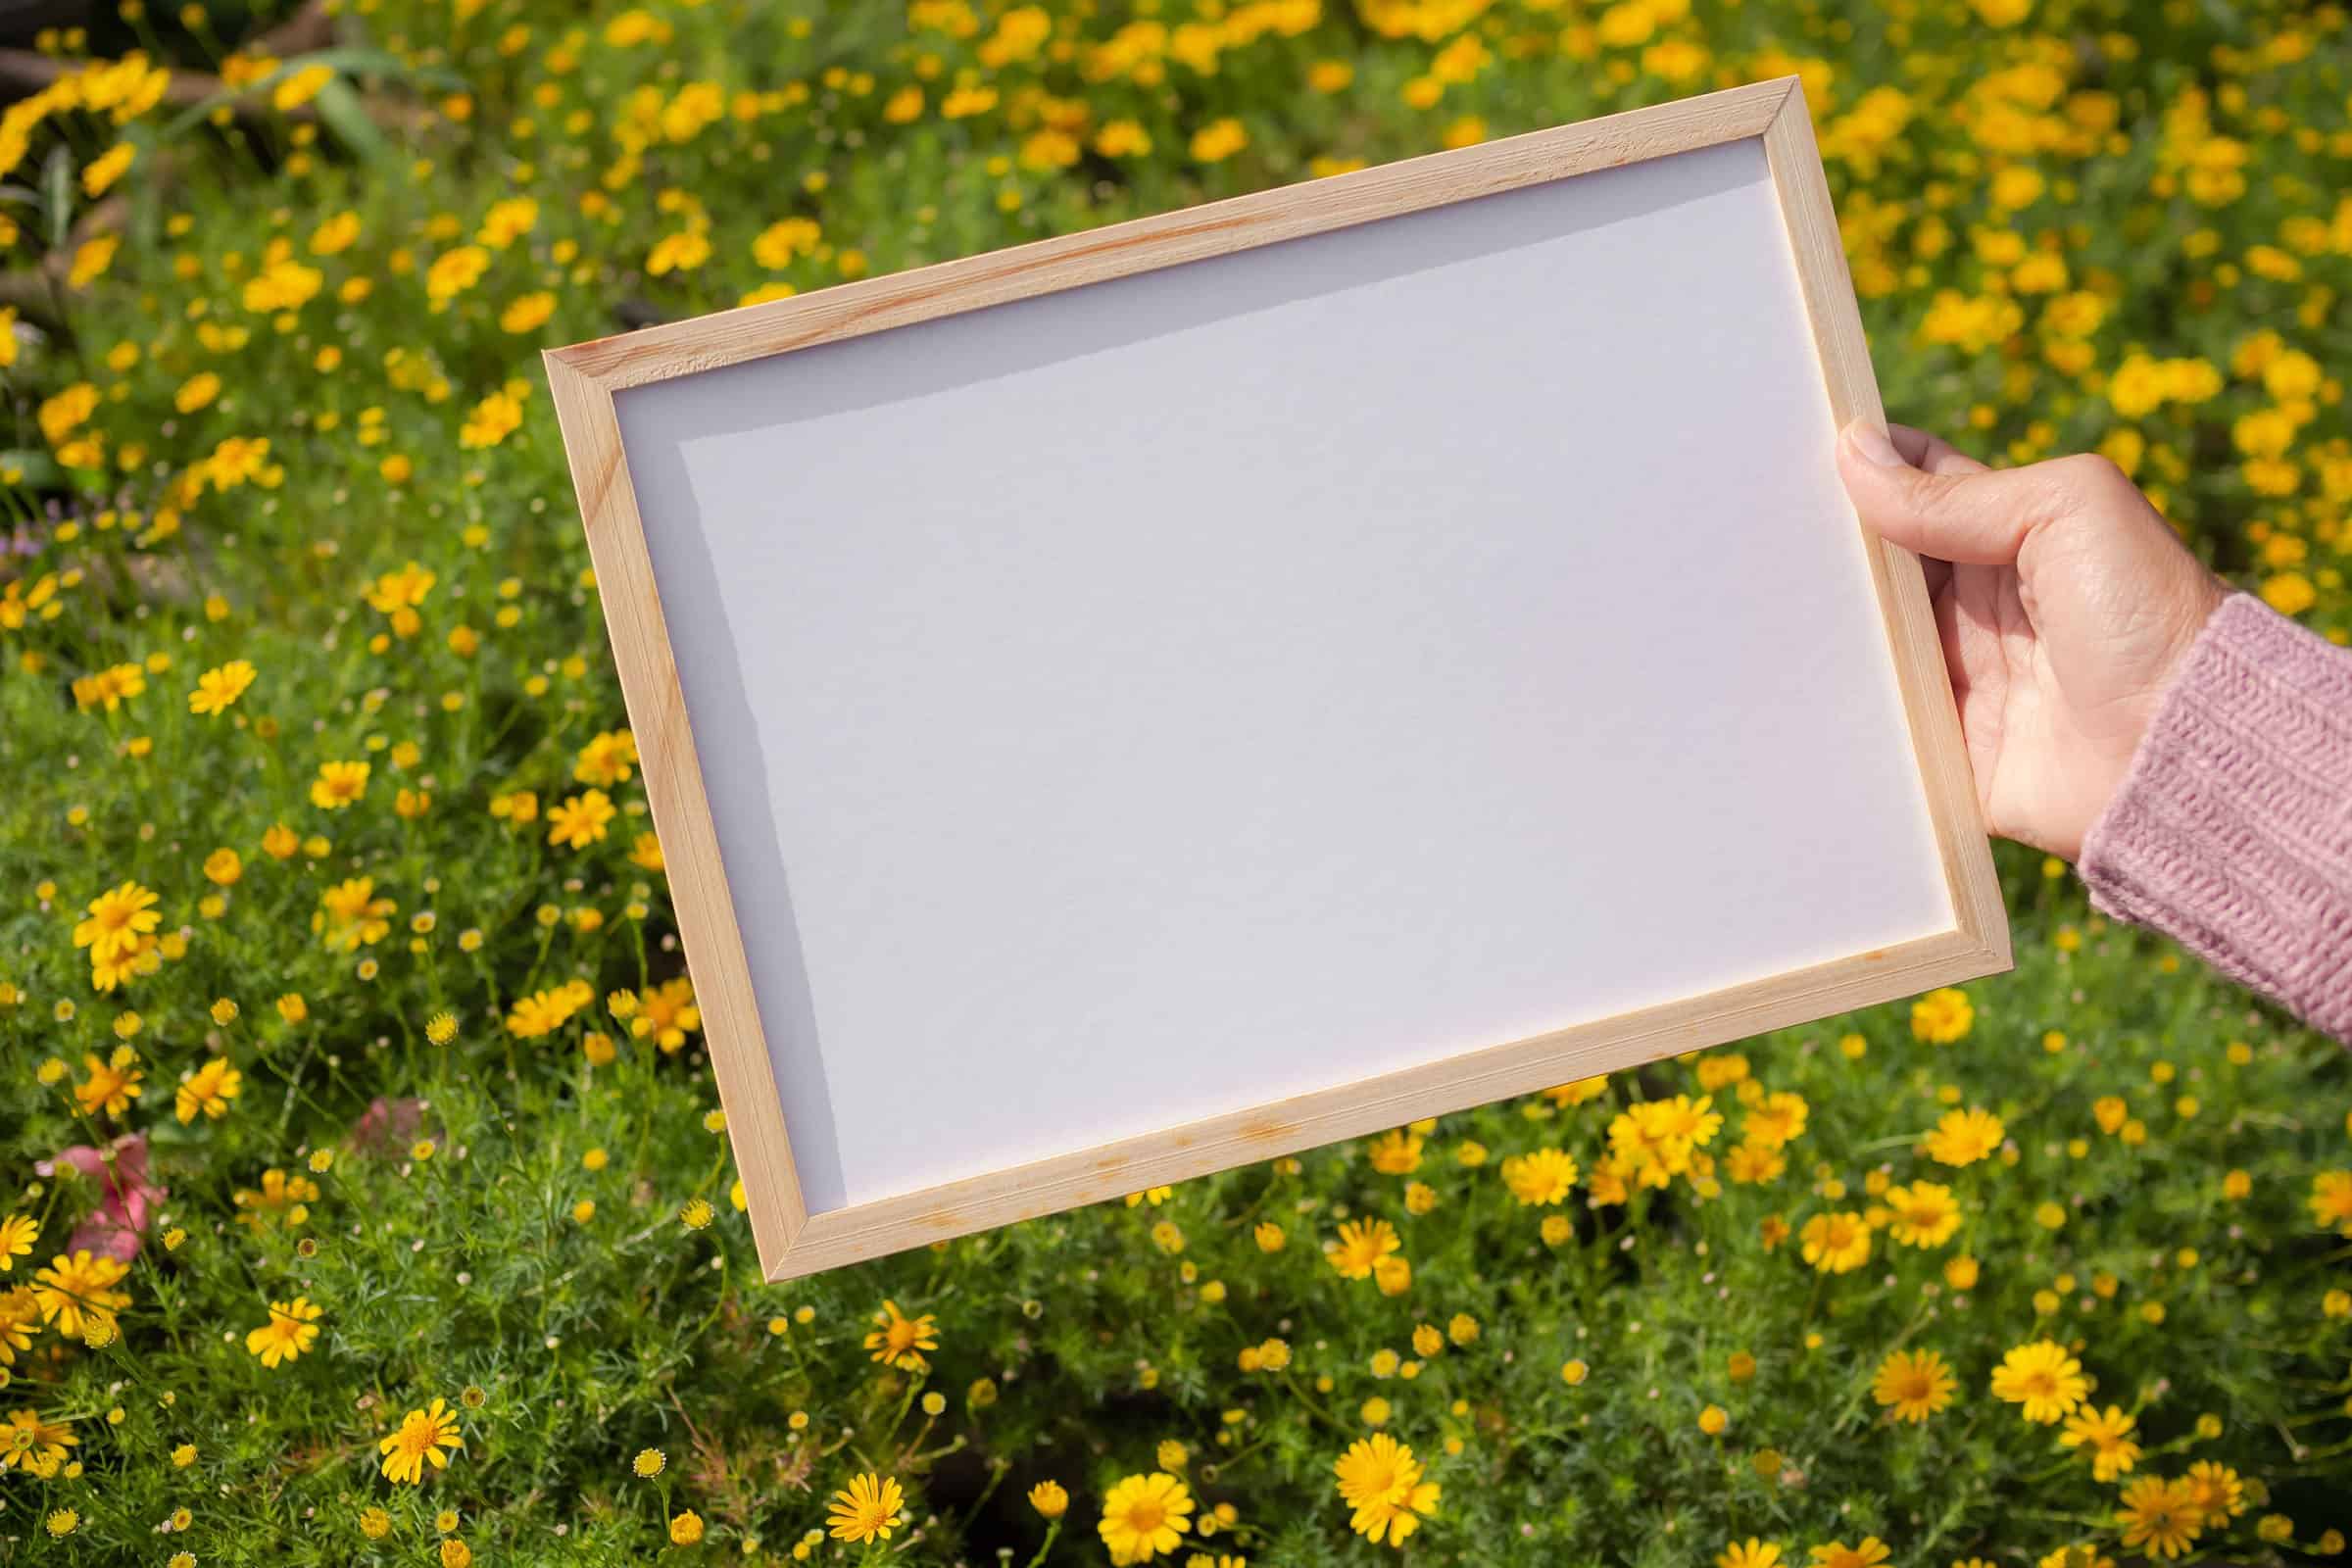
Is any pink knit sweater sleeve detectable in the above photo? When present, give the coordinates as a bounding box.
[2076,592,2352,1044]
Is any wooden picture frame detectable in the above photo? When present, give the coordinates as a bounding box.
[546,77,2010,1283]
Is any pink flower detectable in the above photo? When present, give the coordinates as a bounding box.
[35,1133,165,1260]
[348,1096,427,1155]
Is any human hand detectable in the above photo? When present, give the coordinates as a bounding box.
[1836,420,2230,863]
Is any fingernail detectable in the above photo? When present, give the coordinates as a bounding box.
[1843,420,1904,467]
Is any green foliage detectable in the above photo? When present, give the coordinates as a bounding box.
[0,0,2349,1563]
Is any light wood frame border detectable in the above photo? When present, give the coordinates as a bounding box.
[546,77,2011,1283]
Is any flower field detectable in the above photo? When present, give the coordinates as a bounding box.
[4,0,2352,1562]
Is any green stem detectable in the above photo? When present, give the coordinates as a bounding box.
[1022,1518,1063,1568]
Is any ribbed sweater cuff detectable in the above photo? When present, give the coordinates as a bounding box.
[2077,592,2352,1044]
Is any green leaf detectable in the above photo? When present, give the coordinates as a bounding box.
[158,48,468,142]
[313,77,389,167]
[279,44,470,92]
[40,145,72,251]
[0,449,64,488]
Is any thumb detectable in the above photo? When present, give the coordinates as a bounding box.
[1837,420,2104,567]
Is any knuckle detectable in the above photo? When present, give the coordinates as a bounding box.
[2048,453,2136,517]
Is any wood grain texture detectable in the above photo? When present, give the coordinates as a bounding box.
[1762,87,2011,970]
[544,356,809,1276]
[544,78,2012,1284]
